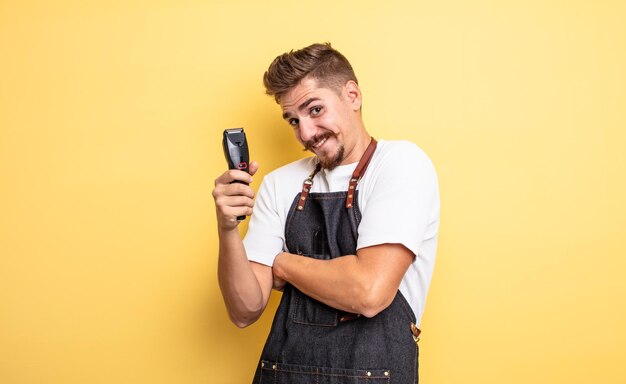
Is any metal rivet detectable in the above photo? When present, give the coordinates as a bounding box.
[297,206,303,210]
[367,371,372,377]
[261,362,265,368]
[384,371,389,376]
[300,196,306,200]
[272,364,277,370]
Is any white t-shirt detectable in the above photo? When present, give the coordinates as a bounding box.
[243,139,440,325]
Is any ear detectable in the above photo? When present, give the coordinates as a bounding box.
[343,80,362,111]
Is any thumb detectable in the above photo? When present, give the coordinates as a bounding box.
[248,161,260,176]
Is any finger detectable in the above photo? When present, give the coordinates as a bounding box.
[216,203,253,221]
[218,182,254,199]
[227,205,253,218]
[214,191,254,211]
[219,195,255,209]
[248,161,260,177]
[215,169,253,186]
[214,170,234,186]
[228,207,254,220]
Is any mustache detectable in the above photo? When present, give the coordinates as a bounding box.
[302,132,335,151]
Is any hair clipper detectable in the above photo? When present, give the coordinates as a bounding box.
[222,128,250,221]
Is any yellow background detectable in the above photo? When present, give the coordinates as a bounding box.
[1,1,625,383]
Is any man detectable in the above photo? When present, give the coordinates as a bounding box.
[212,43,439,383]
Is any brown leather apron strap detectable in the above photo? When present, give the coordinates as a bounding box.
[346,138,377,209]
[411,322,421,344]
[296,163,322,211]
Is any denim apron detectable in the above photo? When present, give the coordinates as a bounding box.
[253,139,421,384]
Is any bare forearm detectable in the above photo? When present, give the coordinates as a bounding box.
[273,252,396,318]
[217,228,266,327]
[212,162,271,327]
[273,244,413,318]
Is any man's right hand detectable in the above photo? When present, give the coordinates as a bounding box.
[212,161,259,231]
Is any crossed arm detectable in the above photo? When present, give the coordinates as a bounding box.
[272,244,414,318]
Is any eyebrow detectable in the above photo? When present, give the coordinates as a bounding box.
[282,97,321,120]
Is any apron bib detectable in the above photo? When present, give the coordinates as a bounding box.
[253,139,420,384]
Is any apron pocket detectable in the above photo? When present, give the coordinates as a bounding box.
[259,361,390,384]
[291,289,338,327]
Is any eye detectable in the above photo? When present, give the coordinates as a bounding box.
[310,106,323,116]
[288,118,299,127]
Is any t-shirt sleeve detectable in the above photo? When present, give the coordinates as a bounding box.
[356,143,440,257]
[242,176,285,266]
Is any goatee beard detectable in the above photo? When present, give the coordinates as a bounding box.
[317,144,345,170]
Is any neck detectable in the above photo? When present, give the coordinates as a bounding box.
[341,125,371,165]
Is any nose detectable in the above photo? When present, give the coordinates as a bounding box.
[298,117,317,143]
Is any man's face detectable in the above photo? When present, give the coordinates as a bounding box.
[280,77,360,170]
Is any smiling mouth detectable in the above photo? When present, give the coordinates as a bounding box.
[312,137,327,149]
[304,133,334,151]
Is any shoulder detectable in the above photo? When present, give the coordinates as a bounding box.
[376,139,432,161]
[262,156,316,185]
[250,157,316,229]
[370,139,436,176]
[256,156,317,207]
